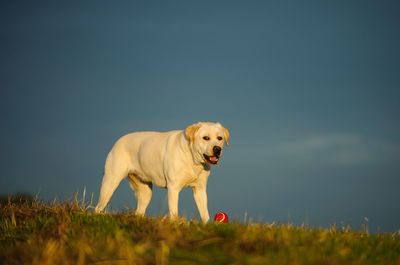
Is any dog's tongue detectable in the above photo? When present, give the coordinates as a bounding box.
[209,156,218,162]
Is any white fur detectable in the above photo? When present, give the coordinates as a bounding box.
[95,122,229,223]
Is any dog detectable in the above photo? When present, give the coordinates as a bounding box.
[95,122,229,222]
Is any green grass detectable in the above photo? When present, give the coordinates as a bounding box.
[1,195,400,265]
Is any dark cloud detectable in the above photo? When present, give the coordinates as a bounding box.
[1,0,399,232]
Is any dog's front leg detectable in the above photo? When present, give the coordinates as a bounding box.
[167,186,180,219]
[193,186,210,223]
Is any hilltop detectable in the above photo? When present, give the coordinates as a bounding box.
[1,196,399,265]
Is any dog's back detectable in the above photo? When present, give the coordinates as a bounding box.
[106,130,183,187]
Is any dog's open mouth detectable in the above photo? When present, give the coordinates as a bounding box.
[203,154,219,165]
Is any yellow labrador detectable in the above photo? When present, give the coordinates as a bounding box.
[95,122,229,222]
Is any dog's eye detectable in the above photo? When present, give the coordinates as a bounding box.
[217,136,223,141]
[203,136,210,141]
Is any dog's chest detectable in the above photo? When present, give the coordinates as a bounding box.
[179,166,210,188]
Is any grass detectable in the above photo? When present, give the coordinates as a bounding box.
[1,195,400,265]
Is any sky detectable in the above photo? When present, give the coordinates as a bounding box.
[1,0,399,232]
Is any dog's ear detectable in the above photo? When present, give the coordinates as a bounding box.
[217,123,230,146]
[185,123,201,143]
[222,126,230,146]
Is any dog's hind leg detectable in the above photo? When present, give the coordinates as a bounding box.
[95,155,128,213]
[128,174,153,216]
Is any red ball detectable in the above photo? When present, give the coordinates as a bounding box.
[214,212,229,223]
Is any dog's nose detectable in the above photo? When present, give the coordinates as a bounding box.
[213,146,222,156]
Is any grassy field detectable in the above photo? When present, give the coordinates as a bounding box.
[1,195,400,265]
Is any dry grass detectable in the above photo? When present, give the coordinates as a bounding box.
[1,194,400,265]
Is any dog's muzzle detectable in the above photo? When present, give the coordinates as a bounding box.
[203,146,222,165]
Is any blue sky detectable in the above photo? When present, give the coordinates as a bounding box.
[1,1,399,232]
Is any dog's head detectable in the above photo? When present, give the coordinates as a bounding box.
[185,122,229,166]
